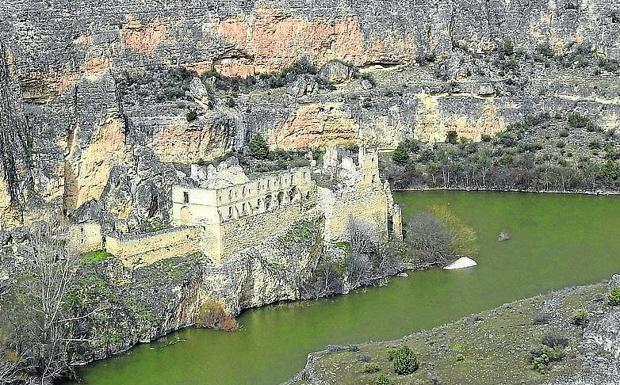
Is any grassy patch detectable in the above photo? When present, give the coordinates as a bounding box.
[288,284,608,385]
[333,241,352,255]
[293,221,314,239]
[79,250,113,266]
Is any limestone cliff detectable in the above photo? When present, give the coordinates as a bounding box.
[0,0,619,227]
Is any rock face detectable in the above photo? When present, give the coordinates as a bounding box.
[0,44,32,226]
[0,0,619,228]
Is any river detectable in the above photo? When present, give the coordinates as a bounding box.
[76,191,620,385]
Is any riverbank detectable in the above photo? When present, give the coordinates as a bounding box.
[287,277,620,385]
[394,186,620,196]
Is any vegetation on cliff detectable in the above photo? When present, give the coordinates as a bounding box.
[385,112,620,192]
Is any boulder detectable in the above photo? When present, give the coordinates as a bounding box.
[498,230,511,241]
[188,77,209,100]
[287,74,318,97]
[609,274,620,290]
[361,79,374,90]
[319,61,354,84]
[478,83,495,96]
[444,257,477,270]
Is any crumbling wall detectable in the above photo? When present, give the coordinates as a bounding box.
[106,227,200,267]
[216,202,316,261]
[318,185,389,243]
[67,223,104,253]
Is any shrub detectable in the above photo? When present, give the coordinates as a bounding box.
[608,288,620,306]
[376,374,392,385]
[391,346,419,375]
[79,250,112,266]
[196,299,238,331]
[542,335,569,349]
[363,364,381,374]
[537,43,555,59]
[572,308,589,326]
[248,133,269,159]
[559,128,569,138]
[186,109,198,122]
[567,112,591,129]
[533,313,551,325]
[392,142,410,165]
[446,131,459,144]
[530,345,565,374]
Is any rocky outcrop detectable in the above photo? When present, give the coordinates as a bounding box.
[0,43,31,226]
[0,0,619,228]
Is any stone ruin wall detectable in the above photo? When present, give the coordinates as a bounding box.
[318,185,390,244]
[104,227,200,268]
[172,167,314,226]
[211,168,313,223]
[67,223,104,254]
[216,201,317,261]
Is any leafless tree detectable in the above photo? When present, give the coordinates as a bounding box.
[405,212,451,264]
[301,257,343,299]
[1,219,88,384]
[347,218,378,287]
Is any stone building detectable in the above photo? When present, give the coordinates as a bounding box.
[68,147,403,267]
[171,165,316,262]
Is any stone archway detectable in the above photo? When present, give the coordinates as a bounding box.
[289,187,300,202]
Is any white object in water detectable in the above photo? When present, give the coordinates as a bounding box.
[444,257,477,270]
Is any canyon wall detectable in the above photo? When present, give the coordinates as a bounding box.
[0,0,619,227]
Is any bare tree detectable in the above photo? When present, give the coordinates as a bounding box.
[406,212,451,264]
[347,218,378,287]
[2,220,86,384]
[300,257,343,299]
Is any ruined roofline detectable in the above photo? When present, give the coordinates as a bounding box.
[176,165,313,192]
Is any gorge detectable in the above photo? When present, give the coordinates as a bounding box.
[1,0,620,384]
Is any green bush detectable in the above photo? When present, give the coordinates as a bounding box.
[608,288,620,306]
[530,346,565,374]
[186,109,198,122]
[376,374,392,385]
[248,133,269,159]
[446,131,459,144]
[567,112,591,129]
[572,308,589,326]
[542,335,568,349]
[391,346,419,375]
[392,142,410,165]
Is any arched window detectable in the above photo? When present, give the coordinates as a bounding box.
[265,195,272,210]
[277,191,285,206]
[289,187,300,202]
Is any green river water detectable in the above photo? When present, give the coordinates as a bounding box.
[77,191,620,385]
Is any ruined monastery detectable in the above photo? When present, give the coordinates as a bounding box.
[68,147,402,267]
